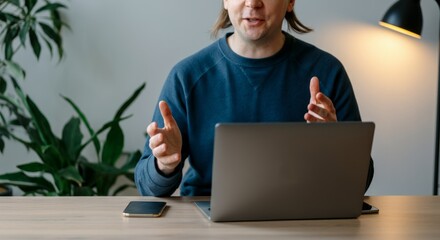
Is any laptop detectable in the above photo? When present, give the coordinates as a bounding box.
[194,122,376,222]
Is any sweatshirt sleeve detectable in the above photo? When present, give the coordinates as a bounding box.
[134,150,182,196]
[134,66,189,196]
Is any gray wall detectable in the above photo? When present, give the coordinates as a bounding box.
[2,0,439,195]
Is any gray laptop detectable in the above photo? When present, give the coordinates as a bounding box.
[195,122,376,222]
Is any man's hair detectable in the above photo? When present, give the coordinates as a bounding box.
[211,8,313,38]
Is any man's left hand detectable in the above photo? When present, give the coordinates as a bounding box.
[304,76,337,123]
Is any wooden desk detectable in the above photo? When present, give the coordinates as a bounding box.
[0,196,439,239]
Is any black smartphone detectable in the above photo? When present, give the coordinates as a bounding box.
[362,202,379,214]
[122,201,167,217]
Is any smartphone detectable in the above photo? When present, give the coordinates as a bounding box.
[362,202,379,214]
[122,201,167,217]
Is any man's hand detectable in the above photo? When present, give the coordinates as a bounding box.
[304,76,337,123]
[147,101,182,175]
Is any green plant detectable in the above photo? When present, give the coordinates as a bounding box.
[0,0,144,196]
[1,0,67,152]
[1,83,145,196]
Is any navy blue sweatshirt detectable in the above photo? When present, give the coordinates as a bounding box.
[135,32,373,196]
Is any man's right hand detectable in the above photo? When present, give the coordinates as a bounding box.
[146,101,182,175]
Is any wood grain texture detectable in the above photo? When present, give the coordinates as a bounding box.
[0,196,439,239]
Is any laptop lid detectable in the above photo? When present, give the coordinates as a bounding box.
[207,122,375,222]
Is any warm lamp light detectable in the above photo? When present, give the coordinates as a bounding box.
[379,22,421,39]
[380,0,423,38]
[380,0,440,195]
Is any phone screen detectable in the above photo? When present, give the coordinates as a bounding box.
[362,202,379,214]
[123,201,167,217]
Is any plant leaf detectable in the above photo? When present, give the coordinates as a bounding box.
[77,156,97,187]
[78,115,130,155]
[23,95,57,146]
[19,19,31,47]
[39,22,63,59]
[114,83,146,120]
[97,83,145,166]
[18,185,49,196]
[42,37,54,58]
[51,172,70,195]
[121,150,142,171]
[40,144,68,170]
[101,123,124,166]
[61,117,83,162]
[0,76,6,94]
[73,186,94,196]
[0,12,6,22]
[0,138,5,153]
[62,95,100,158]
[51,8,62,32]
[79,160,125,175]
[6,0,21,7]
[79,161,125,196]
[35,3,67,14]
[17,162,49,172]
[58,166,83,186]
[3,12,20,22]
[124,173,135,182]
[4,24,20,60]
[16,94,69,169]
[26,127,45,149]
[39,22,61,44]
[4,60,25,80]
[4,42,13,61]
[29,28,41,59]
[24,0,38,12]
[96,175,117,196]
[0,172,55,192]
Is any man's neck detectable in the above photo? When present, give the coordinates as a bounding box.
[227,32,286,59]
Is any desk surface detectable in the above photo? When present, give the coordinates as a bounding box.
[0,196,439,240]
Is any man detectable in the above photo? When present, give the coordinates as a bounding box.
[135,0,374,196]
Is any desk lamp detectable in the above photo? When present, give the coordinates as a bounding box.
[380,0,440,195]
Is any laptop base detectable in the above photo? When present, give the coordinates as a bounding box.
[194,200,379,221]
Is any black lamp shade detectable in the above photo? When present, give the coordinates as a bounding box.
[380,0,423,38]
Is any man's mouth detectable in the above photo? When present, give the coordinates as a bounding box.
[244,18,264,24]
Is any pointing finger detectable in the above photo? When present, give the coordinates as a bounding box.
[309,76,320,104]
[159,101,177,129]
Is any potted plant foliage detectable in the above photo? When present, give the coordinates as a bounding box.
[0,0,144,196]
